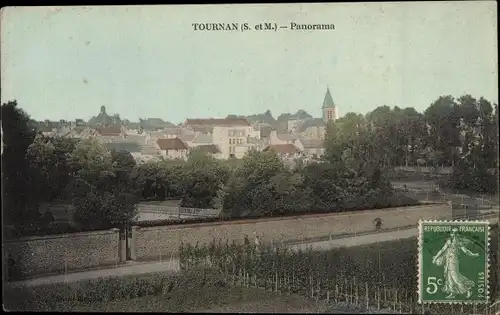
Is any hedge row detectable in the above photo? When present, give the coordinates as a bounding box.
[136,193,421,228]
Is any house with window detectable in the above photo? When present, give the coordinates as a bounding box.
[190,117,259,159]
[157,137,188,160]
[96,125,128,143]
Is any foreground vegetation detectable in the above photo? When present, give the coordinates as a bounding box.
[4,270,282,312]
[6,225,497,313]
[178,225,498,314]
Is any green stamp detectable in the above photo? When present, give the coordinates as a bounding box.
[418,220,490,304]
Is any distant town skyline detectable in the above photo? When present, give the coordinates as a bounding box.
[1,3,497,124]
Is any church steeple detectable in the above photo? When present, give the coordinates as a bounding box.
[322,87,335,109]
[322,87,337,123]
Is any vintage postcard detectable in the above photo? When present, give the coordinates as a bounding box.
[1,2,498,314]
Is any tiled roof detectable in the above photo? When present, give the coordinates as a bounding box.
[298,137,324,149]
[185,118,250,127]
[98,125,122,136]
[196,144,220,154]
[264,144,300,155]
[296,118,325,133]
[157,138,188,150]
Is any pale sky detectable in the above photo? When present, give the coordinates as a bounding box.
[1,2,498,124]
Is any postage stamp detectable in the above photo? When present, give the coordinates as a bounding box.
[418,220,490,304]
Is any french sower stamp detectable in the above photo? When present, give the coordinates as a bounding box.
[418,220,490,304]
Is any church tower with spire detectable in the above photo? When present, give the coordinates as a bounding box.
[322,87,337,123]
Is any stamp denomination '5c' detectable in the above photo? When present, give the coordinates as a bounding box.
[418,220,490,304]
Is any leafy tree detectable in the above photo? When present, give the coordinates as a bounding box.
[221,149,284,217]
[132,159,185,200]
[266,170,313,215]
[72,190,138,230]
[133,161,169,200]
[324,120,343,164]
[1,101,38,228]
[301,162,347,212]
[180,150,230,208]
[111,150,137,187]
[67,138,113,182]
[220,149,312,218]
[110,149,141,201]
[67,139,138,229]
[26,135,77,203]
[301,160,395,212]
[424,96,461,166]
[399,107,427,166]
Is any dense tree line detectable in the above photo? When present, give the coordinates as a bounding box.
[324,95,499,194]
[2,94,498,234]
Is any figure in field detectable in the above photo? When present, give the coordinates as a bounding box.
[432,228,479,299]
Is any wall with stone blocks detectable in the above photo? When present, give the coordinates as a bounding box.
[132,204,453,262]
[3,229,120,279]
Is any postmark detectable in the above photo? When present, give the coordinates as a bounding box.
[418,220,490,304]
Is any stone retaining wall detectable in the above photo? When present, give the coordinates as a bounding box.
[3,229,120,279]
[132,204,453,261]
